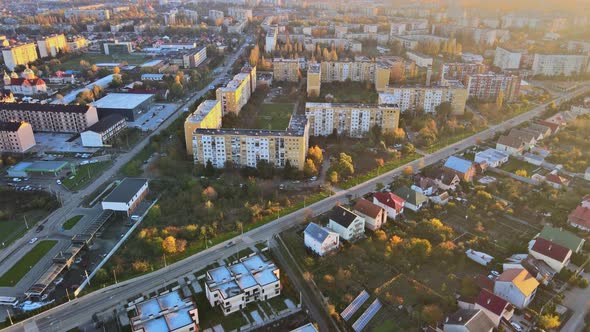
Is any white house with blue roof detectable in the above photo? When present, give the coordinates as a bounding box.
[304,222,340,256]
[443,156,477,182]
[475,148,509,168]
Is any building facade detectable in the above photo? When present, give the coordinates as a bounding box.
[0,121,35,152]
[0,103,98,133]
[64,8,110,20]
[265,27,278,53]
[228,7,252,21]
[2,44,38,71]
[184,100,222,154]
[216,65,256,115]
[531,54,590,76]
[37,34,68,58]
[80,114,127,147]
[441,63,487,82]
[306,63,321,97]
[305,103,400,138]
[379,84,468,115]
[493,47,522,70]
[273,58,301,82]
[319,58,390,91]
[3,68,47,96]
[182,46,207,68]
[464,73,521,102]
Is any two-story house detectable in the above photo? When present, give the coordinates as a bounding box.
[529,237,572,273]
[474,289,514,327]
[393,186,428,212]
[327,205,365,241]
[353,198,387,231]
[304,222,340,256]
[372,192,405,219]
[493,268,539,309]
[443,156,477,182]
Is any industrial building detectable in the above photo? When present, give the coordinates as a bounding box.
[80,114,127,147]
[92,93,155,121]
[101,178,149,216]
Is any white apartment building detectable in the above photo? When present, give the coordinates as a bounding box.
[494,47,522,70]
[205,254,280,315]
[406,51,433,68]
[209,10,224,21]
[265,27,278,53]
[228,7,252,21]
[64,8,110,20]
[531,54,590,76]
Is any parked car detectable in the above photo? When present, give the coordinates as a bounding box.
[56,179,62,185]
[130,215,141,221]
[511,322,523,332]
[491,270,500,277]
[54,277,64,285]
[35,225,44,233]
[225,241,235,248]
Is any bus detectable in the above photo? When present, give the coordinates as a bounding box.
[0,296,19,307]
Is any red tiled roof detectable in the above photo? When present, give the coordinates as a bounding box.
[569,206,590,229]
[476,289,509,316]
[8,78,45,86]
[476,275,494,291]
[531,238,571,263]
[545,173,570,186]
[353,198,383,219]
[373,192,405,212]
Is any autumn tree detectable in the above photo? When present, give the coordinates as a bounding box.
[330,153,354,179]
[328,171,339,184]
[304,158,318,177]
[162,236,177,254]
[403,165,414,177]
[421,304,444,325]
[496,90,504,109]
[307,145,323,168]
[249,45,260,66]
[538,314,560,330]
[515,169,528,177]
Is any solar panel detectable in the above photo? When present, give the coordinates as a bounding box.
[352,299,382,332]
[341,290,369,321]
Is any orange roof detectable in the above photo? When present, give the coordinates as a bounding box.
[497,268,539,296]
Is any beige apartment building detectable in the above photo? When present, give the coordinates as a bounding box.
[184,100,222,154]
[305,102,400,138]
[0,103,99,133]
[379,83,468,115]
[216,65,256,115]
[319,57,390,93]
[37,34,68,58]
[192,115,309,170]
[2,43,39,71]
[0,121,36,152]
[307,63,321,97]
[273,58,301,82]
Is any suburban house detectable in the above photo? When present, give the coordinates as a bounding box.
[372,192,405,219]
[583,195,590,208]
[353,198,387,231]
[426,169,461,191]
[474,289,514,327]
[430,191,450,205]
[443,156,477,182]
[493,268,539,309]
[529,238,572,273]
[538,225,584,253]
[537,120,560,135]
[568,205,590,231]
[412,175,437,195]
[443,309,495,332]
[527,123,552,140]
[523,152,544,166]
[508,128,537,149]
[521,255,557,285]
[393,186,428,212]
[474,148,509,168]
[496,135,526,156]
[544,173,570,189]
[304,222,340,256]
[327,205,365,241]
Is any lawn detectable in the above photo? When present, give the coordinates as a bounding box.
[62,161,112,191]
[0,240,58,286]
[252,103,294,130]
[340,153,420,189]
[424,130,482,153]
[501,158,540,175]
[310,82,379,104]
[58,53,148,69]
[62,215,83,230]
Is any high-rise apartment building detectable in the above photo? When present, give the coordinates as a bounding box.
[228,7,252,21]
[531,53,590,76]
[441,63,488,83]
[64,8,110,20]
[216,65,256,115]
[2,44,38,71]
[493,47,523,70]
[306,63,321,97]
[0,103,99,133]
[379,84,468,115]
[265,27,278,53]
[37,34,68,58]
[273,58,301,82]
[0,121,36,152]
[464,73,521,102]
[184,100,222,154]
[319,57,391,92]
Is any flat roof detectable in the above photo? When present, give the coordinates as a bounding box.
[93,93,154,110]
[0,102,92,114]
[84,114,125,133]
[103,178,148,203]
[140,59,164,68]
[27,161,69,172]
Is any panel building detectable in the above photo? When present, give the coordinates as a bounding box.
[320,58,390,92]
[441,63,488,83]
[37,34,68,58]
[273,58,301,82]
[192,114,309,170]
[494,47,522,70]
[0,121,36,152]
[182,46,207,68]
[306,63,321,97]
[184,100,222,154]
[379,84,468,115]
[216,65,256,115]
[531,54,590,76]
[64,8,111,20]
[305,103,400,138]
[265,27,278,53]
[2,43,39,71]
[0,103,99,133]
[228,7,252,21]
[464,73,521,102]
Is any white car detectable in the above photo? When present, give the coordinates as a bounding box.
[29,237,38,244]
[491,270,500,277]
[511,322,523,332]
[56,179,62,185]
[130,215,141,221]
[54,277,64,285]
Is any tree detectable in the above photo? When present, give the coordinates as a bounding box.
[435,102,453,120]
[538,314,560,330]
[403,165,413,177]
[421,304,443,325]
[308,145,323,168]
[249,45,260,65]
[283,159,297,179]
[256,159,275,179]
[111,74,122,88]
[204,160,215,176]
[496,90,504,109]
[162,236,177,254]
[330,153,354,178]
[402,143,415,155]
[170,81,184,99]
[304,158,318,177]
[328,171,339,184]
[113,66,121,75]
[515,169,528,177]
[404,238,432,261]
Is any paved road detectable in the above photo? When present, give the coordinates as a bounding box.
[561,271,590,332]
[0,42,249,296]
[3,76,590,332]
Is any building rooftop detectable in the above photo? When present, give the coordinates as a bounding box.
[26,161,68,172]
[531,238,571,263]
[476,289,511,316]
[186,100,219,124]
[445,309,495,331]
[329,205,360,228]
[93,93,154,110]
[305,102,399,109]
[497,268,539,296]
[0,102,93,114]
[393,186,427,206]
[103,178,148,204]
[140,59,164,68]
[444,156,474,174]
[132,290,197,332]
[353,198,383,219]
[475,148,509,163]
[195,114,308,137]
[0,121,25,132]
[84,114,125,134]
[304,222,336,244]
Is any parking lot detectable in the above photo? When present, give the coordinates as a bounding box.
[127,103,178,131]
[31,133,100,153]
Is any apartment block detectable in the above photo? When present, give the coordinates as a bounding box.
[103,42,133,55]
[273,58,301,82]
[2,43,38,71]
[441,63,487,83]
[209,10,224,21]
[464,73,521,102]
[216,65,257,115]
[406,51,433,68]
[320,57,390,91]
[494,47,522,70]
[182,46,207,68]
[192,114,308,170]
[184,100,222,154]
[307,63,321,97]
[305,103,400,138]
[64,8,110,20]
[531,54,590,76]
[37,34,67,58]
[228,7,252,21]
[265,27,278,53]
[68,36,89,51]
[0,121,35,152]
[205,254,280,315]
[379,84,468,115]
[0,102,99,133]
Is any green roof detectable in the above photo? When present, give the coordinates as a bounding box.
[393,186,427,206]
[539,225,584,252]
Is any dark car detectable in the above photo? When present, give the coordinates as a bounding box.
[35,225,44,233]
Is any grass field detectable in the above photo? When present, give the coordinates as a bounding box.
[63,161,111,191]
[62,215,83,230]
[0,240,58,287]
[252,103,294,130]
[0,210,49,247]
[59,53,148,69]
[501,158,541,175]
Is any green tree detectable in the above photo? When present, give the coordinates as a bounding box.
[304,158,318,177]
[330,153,354,178]
[538,314,560,330]
[170,81,184,99]
[402,143,415,155]
[256,159,275,179]
[328,171,339,184]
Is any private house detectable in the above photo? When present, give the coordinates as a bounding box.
[569,205,590,231]
[544,173,570,189]
[393,186,427,212]
[426,169,461,191]
[430,191,450,205]
[538,225,584,253]
[583,195,590,208]
[496,135,525,156]
[527,123,552,140]
[474,289,514,327]
[443,309,495,332]
[522,255,557,285]
[353,198,387,231]
[443,156,477,182]
[412,175,437,195]
[529,238,572,273]
[372,192,405,219]
[474,148,509,168]
[508,128,537,149]
[304,222,340,256]
[493,268,539,309]
[327,205,365,241]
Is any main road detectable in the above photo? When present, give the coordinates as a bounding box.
[3,83,590,332]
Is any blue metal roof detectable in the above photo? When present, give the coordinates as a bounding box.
[444,156,473,174]
[304,222,331,243]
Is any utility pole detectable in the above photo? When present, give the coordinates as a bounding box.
[113,269,118,284]
[6,310,13,325]
[85,270,91,286]
[163,254,167,267]
[24,215,29,229]
[65,288,71,302]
